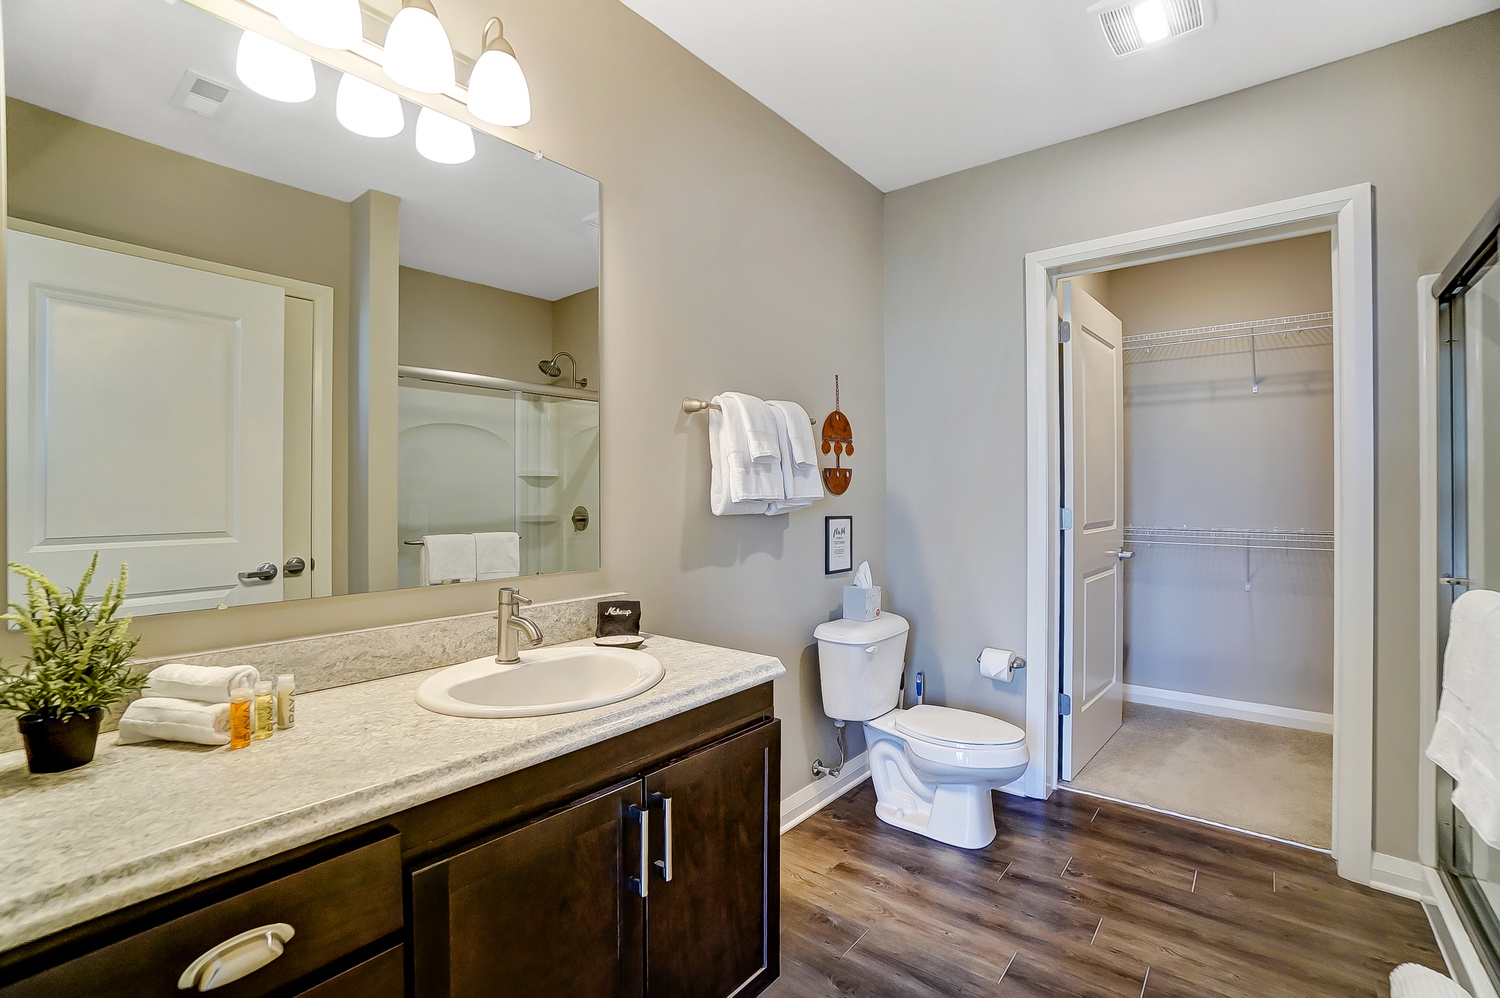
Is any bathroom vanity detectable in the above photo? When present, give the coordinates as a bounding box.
[0,637,783,998]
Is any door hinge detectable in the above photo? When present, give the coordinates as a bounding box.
[1440,576,1470,587]
[1058,319,1072,344]
[1060,508,1073,530]
[1059,693,1072,716]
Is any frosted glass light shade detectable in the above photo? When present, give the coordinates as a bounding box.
[467,47,530,126]
[382,3,455,93]
[236,30,316,103]
[336,73,405,138]
[277,0,362,50]
[1132,0,1171,44]
[415,106,474,164]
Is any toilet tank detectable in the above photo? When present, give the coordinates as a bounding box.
[813,613,911,721]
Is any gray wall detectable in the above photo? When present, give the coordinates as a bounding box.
[884,12,1500,861]
[0,0,885,801]
[1108,237,1335,712]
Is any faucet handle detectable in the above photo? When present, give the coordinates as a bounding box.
[497,586,532,606]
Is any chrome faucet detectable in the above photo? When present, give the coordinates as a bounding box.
[496,586,544,665]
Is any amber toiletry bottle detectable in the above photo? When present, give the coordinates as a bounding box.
[229,687,252,750]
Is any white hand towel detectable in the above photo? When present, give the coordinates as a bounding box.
[117,697,231,746]
[143,663,260,704]
[422,533,477,585]
[476,531,521,580]
[768,399,818,468]
[718,392,781,465]
[1429,589,1500,848]
[708,395,784,515]
[765,401,824,514]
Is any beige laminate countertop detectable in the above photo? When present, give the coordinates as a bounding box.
[0,634,784,952]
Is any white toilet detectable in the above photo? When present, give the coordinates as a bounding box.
[814,613,1028,849]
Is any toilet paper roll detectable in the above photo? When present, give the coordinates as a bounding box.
[978,647,1024,682]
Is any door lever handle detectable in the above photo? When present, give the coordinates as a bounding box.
[1115,550,1135,560]
[238,563,278,583]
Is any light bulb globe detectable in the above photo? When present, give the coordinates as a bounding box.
[383,4,455,93]
[467,47,530,126]
[415,106,474,164]
[336,73,405,138]
[236,30,316,103]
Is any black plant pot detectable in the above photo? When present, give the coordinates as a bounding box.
[18,708,105,774]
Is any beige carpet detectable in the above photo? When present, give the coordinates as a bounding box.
[1063,702,1333,848]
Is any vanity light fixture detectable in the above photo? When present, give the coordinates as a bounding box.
[235,30,316,103]
[415,106,474,164]
[277,0,363,51]
[336,72,406,138]
[382,0,456,93]
[465,18,531,127]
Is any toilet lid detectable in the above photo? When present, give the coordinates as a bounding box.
[894,704,1025,747]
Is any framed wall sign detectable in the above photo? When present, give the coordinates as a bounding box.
[825,515,853,575]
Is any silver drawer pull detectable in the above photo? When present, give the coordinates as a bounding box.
[178,922,295,991]
[653,793,674,882]
[628,805,649,898]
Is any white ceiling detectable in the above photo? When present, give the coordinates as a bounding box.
[3,0,600,300]
[621,0,1500,192]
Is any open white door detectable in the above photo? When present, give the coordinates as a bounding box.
[7,230,286,613]
[1060,282,1126,780]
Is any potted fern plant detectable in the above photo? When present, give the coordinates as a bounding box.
[0,555,144,773]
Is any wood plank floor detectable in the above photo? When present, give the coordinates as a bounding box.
[767,784,1444,998]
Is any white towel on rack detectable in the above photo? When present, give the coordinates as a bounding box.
[1428,589,1500,848]
[475,531,521,580]
[718,392,781,466]
[765,401,823,514]
[422,533,477,585]
[708,394,784,515]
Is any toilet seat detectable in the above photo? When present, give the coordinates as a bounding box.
[894,704,1025,748]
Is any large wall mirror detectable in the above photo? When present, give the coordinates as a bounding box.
[2,0,601,616]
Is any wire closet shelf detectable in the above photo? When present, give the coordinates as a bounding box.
[1121,311,1333,354]
[1122,526,1334,553]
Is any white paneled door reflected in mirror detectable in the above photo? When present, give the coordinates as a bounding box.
[1,0,600,616]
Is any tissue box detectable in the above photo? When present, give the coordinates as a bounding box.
[842,586,882,622]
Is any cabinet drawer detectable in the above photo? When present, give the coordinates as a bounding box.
[294,945,404,998]
[1,832,403,998]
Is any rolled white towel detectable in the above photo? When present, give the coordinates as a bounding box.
[1389,963,1470,998]
[117,697,231,746]
[143,663,260,704]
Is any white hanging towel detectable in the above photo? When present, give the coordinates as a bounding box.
[421,533,478,585]
[708,393,784,515]
[765,400,823,514]
[1428,589,1500,848]
[476,531,521,580]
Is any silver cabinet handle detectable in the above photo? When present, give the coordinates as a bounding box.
[178,922,295,991]
[238,563,279,583]
[628,804,649,898]
[1116,550,1135,560]
[653,794,674,882]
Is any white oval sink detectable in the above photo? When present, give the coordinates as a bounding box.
[416,645,665,718]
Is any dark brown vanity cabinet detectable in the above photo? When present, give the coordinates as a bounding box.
[410,719,780,998]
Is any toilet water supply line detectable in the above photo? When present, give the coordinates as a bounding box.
[812,720,847,779]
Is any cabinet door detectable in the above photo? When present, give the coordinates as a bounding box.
[644,719,780,998]
[409,779,645,998]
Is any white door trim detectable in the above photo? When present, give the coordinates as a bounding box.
[8,218,336,600]
[1418,274,1441,870]
[1023,184,1376,885]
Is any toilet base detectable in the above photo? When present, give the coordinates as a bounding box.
[873,782,997,849]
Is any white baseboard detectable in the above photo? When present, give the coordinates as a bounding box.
[1422,866,1500,998]
[780,751,870,834]
[1123,683,1334,734]
[1370,852,1435,902]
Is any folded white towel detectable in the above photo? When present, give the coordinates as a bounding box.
[422,533,477,585]
[1429,589,1500,849]
[143,663,260,704]
[117,697,231,746]
[476,531,521,580]
[1390,963,1471,998]
[765,401,824,514]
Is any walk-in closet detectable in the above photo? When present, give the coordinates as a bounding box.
[1061,235,1336,849]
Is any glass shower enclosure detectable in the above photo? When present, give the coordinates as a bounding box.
[396,369,600,587]
[1436,192,1500,989]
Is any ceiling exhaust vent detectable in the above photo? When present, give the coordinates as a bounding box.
[1088,0,1214,58]
[170,71,237,120]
